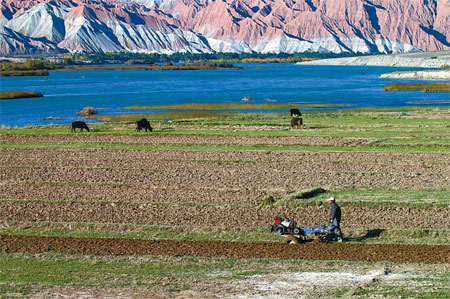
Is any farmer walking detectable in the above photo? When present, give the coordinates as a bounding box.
[328,196,343,242]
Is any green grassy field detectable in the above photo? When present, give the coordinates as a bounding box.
[3,108,450,153]
[1,253,449,297]
[122,102,348,110]
[2,222,450,245]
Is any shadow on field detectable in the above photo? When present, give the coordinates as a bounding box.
[347,229,386,242]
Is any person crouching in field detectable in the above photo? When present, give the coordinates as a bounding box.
[328,196,343,242]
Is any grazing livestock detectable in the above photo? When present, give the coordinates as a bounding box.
[71,121,90,132]
[290,108,302,117]
[136,118,153,132]
[291,117,303,129]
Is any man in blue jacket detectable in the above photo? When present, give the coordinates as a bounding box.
[328,196,343,242]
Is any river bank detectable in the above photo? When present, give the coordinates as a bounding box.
[298,50,450,68]
[0,62,242,77]
[381,70,450,80]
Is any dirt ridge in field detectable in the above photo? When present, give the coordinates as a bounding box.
[1,202,449,230]
[2,148,449,191]
[1,234,449,264]
[0,134,374,147]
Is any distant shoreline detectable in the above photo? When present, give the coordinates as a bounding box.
[297,50,450,69]
[381,70,450,80]
[0,70,49,77]
[54,63,243,72]
[0,63,242,77]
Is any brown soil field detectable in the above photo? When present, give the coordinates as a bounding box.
[1,134,375,147]
[1,143,450,230]
[1,201,449,230]
[1,129,450,297]
[2,148,449,190]
[1,235,449,264]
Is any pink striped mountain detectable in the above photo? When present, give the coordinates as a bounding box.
[1,0,449,54]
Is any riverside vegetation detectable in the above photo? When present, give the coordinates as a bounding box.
[384,82,450,92]
[0,50,369,76]
[0,91,43,100]
[64,51,366,65]
[0,107,449,297]
[0,59,61,76]
[0,60,242,77]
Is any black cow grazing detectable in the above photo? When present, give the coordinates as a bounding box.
[290,108,302,117]
[291,117,303,129]
[136,118,153,132]
[71,121,90,132]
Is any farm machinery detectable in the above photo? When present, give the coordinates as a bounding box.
[271,216,340,244]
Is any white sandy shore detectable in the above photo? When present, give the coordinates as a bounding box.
[381,70,450,80]
[298,50,450,79]
[298,50,450,68]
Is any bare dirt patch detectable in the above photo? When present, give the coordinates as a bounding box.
[1,134,374,147]
[1,202,449,230]
[2,148,449,191]
[1,143,450,230]
[29,287,215,299]
[235,270,410,298]
[1,235,449,264]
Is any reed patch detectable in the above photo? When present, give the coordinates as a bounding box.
[384,82,450,92]
[0,91,43,100]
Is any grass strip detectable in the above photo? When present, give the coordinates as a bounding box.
[1,223,449,245]
[123,103,348,110]
[274,189,450,209]
[87,111,252,121]
[384,82,450,92]
[0,70,49,77]
[0,91,43,100]
[2,141,450,153]
[53,63,242,72]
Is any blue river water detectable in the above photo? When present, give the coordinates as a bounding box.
[0,63,449,127]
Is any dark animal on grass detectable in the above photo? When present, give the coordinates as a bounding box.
[290,108,302,117]
[291,117,303,129]
[136,118,153,132]
[71,121,90,132]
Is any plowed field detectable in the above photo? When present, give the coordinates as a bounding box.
[1,133,450,263]
[1,139,450,230]
[1,234,449,264]
[1,114,450,297]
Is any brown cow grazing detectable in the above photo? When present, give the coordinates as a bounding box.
[136,118,153,132]
[290,108,302,117]
[291,117,303,129]
[71,121,90,132]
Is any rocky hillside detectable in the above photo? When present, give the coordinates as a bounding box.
[0,0,449,54]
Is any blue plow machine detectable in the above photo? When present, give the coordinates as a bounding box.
[271,216,339,244]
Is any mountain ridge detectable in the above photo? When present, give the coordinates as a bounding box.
[0,0,449,54]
